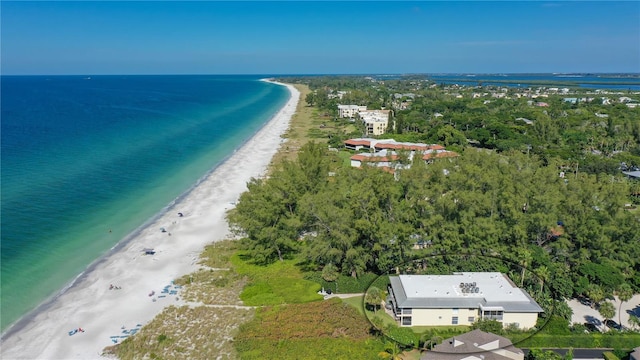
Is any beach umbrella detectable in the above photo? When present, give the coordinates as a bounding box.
[160,227,166,232]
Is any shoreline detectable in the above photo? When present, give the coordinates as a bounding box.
[0,80,299,359]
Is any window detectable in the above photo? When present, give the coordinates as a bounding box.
[483,310,503,321]
[452,316,459,325]
[468,316,475,323]
[403,308,412,315]
[402,317,412,326]
[452,308,459,315]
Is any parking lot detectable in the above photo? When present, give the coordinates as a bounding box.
[567,294,640,331]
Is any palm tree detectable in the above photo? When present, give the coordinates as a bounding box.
[615,283,633,327]
[586,284,604,308]
[378,341,402,360]
[518,248,533,287]
[536,265,550,293]
[365,286,383,313]
[421,333,443,350]
[628,314,640,331]
[322,263,339,293]
[598,301,616,331]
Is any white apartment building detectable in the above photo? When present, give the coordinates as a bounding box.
[337,104,367,118]
[388,272,543,330]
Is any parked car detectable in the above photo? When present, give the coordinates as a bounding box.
[584,322,600,333]
[604,319,622,331]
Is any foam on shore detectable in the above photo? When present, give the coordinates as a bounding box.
[0,81,299,359]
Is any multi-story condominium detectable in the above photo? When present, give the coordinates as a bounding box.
[337,104,367,118]
[388,272,543,330]
[359,110,391,136]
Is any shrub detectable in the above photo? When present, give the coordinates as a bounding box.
[384,326,419,348]
[603,351,620,360]
[303,272,381,293]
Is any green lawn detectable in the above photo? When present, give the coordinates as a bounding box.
[341,295,365,315]
[231,253,323,306]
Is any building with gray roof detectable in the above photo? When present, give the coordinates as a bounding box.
[421,329,524,360]
[388,273,543,329]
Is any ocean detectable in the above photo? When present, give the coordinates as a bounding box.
[0,75,289,332]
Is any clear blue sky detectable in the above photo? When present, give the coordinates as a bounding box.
[2,1,639,75]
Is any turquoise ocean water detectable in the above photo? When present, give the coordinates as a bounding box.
[0,75,289,332]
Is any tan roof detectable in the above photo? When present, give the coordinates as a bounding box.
[422,151,459,160]
[344,139,372,146]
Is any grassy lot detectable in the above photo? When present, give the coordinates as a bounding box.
[235,298,385,360]
[341,295,365,315]
[232,253,323,306]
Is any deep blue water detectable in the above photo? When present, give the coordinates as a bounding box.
[426,73,640,90]
[0,75,289,331]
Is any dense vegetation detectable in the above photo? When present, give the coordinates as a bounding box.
[228,142,640,300]
[227,76,640,356]
[284,75,640,178]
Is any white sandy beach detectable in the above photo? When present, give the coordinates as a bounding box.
[0,81,299,360]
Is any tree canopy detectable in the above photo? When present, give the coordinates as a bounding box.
[228,140,640,299]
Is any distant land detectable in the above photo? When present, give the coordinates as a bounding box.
[368,73,640,91]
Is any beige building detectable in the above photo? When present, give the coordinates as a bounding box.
[359,110,391,136]
[337,104,367,118]
[388,273,543,330]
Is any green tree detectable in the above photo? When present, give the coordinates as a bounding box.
[322,263,339,293]
[421,333,443,350]
[518,247,533,287]
[527,348,562,360]
[563,348,574,360]
[227,176,300,263]
[471,318,503,334]
[586,284,605,307]
[615,283,633,326]
[365,286,384,313]
[305,92,315,106]
[436,124,467,146]
[598,301,616,331]
[536,265,550,293]
[629,314,640,331]
[378,341,402,360]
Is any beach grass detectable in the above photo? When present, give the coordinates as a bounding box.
[234,298,385,360]
[269,84,348,168]
[173,239,247,305]
[108,305,254,360]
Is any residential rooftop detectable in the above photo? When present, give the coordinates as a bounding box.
[390,272,543,313]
